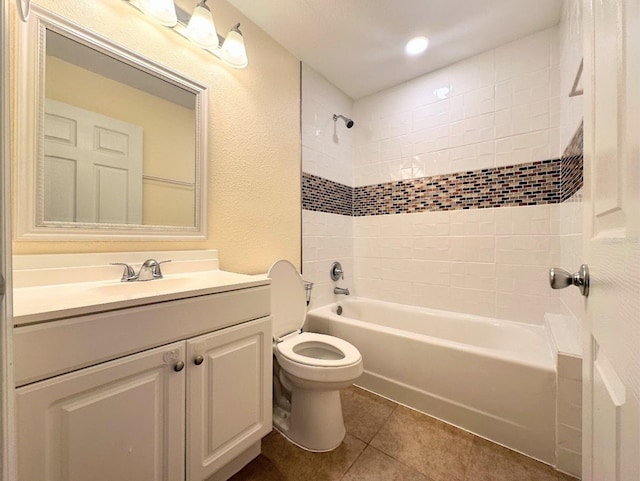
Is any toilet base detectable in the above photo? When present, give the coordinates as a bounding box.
[273,387,346,452]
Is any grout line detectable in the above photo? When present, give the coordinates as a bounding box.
[337,437,368,481]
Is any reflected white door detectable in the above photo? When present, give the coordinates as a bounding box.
[582,0,640,479]
[44,99,143,224]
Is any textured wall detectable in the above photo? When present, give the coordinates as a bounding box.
[11,0,301,274]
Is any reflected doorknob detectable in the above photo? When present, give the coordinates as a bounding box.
[549,264,590,297]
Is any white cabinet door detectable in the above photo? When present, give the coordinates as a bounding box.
[186,317,271,481]
[16,341,186,481]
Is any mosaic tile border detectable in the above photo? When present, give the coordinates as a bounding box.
[302,173,352,216]
[560,121,583,201]
[302,159,562,216]
[302,123,584,216]
[353,159,561,216]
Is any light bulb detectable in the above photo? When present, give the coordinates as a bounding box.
[220,23,248,68]
[137,0,177,27]
[186,1,219,49]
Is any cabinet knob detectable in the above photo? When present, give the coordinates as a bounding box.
[174,361,185,372]
[194,355,204,366]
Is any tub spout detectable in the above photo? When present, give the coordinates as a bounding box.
[334,287,350,295]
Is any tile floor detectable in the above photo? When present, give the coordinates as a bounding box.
[231,386,579,481]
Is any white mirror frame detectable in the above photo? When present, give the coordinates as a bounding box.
[15,5,208,241]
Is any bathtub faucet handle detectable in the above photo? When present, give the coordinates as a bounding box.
[330,261,344,281]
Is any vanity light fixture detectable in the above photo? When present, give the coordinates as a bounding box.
[137,0,178,27]
[220,23,248,68]
[186,0,219,49]
[16,0,31,22]
[126,0,249,69]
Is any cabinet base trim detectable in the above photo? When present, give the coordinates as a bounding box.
[205,441,261,481]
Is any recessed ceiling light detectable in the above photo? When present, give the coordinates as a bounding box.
[405,36,429,56]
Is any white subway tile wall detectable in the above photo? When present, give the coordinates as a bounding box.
[302,210,354,311]
[301,65,355,305]
[352,205,561,324]
[302,64,354,187]
[352,28,561,187]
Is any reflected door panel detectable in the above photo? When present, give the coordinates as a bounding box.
[44,99,142,224]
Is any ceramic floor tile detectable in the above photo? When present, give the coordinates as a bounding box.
[341,386,398,443]
[342,445,434,481]
[370,406,475,481]
[242,430,365,481]
[464,437,559,481]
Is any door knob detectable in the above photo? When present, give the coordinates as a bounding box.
[174,361,185,372]
[549,264,589,297]
[194,355,204,366]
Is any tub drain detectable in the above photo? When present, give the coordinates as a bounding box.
[336,305,343,315]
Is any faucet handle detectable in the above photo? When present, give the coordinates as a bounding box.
[330,262,344,281]
[111,262,137,282]
[153,259,172,278]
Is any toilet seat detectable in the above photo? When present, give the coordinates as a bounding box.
[276,332,361,368]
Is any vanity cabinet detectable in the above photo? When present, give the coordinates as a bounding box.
[15,291,272,481]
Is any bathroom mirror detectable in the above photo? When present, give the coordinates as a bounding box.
[16,6,208,240]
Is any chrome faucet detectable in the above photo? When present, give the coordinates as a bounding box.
[137,259,171,281]
[111,259,171,282]
[111,262,138,282]
[334,287,350,296]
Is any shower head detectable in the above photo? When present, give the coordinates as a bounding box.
[333,114,354,129]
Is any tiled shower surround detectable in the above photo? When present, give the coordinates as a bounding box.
[301,24,584,325]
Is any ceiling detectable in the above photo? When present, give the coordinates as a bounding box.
[226,0,563,100]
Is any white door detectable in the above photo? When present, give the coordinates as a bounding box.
[43,99,143,224]
[0,0,13,479]
[186,317,271,481]
[15,341,186,481]
[582,0,640,479]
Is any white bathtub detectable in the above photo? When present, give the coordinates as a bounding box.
[306,297,556,464]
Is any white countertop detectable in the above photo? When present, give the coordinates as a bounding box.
[13,270,270,326]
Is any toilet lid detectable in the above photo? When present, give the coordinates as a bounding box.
[267,259,307,339]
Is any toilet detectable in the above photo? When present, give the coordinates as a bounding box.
[267,259,363,452]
